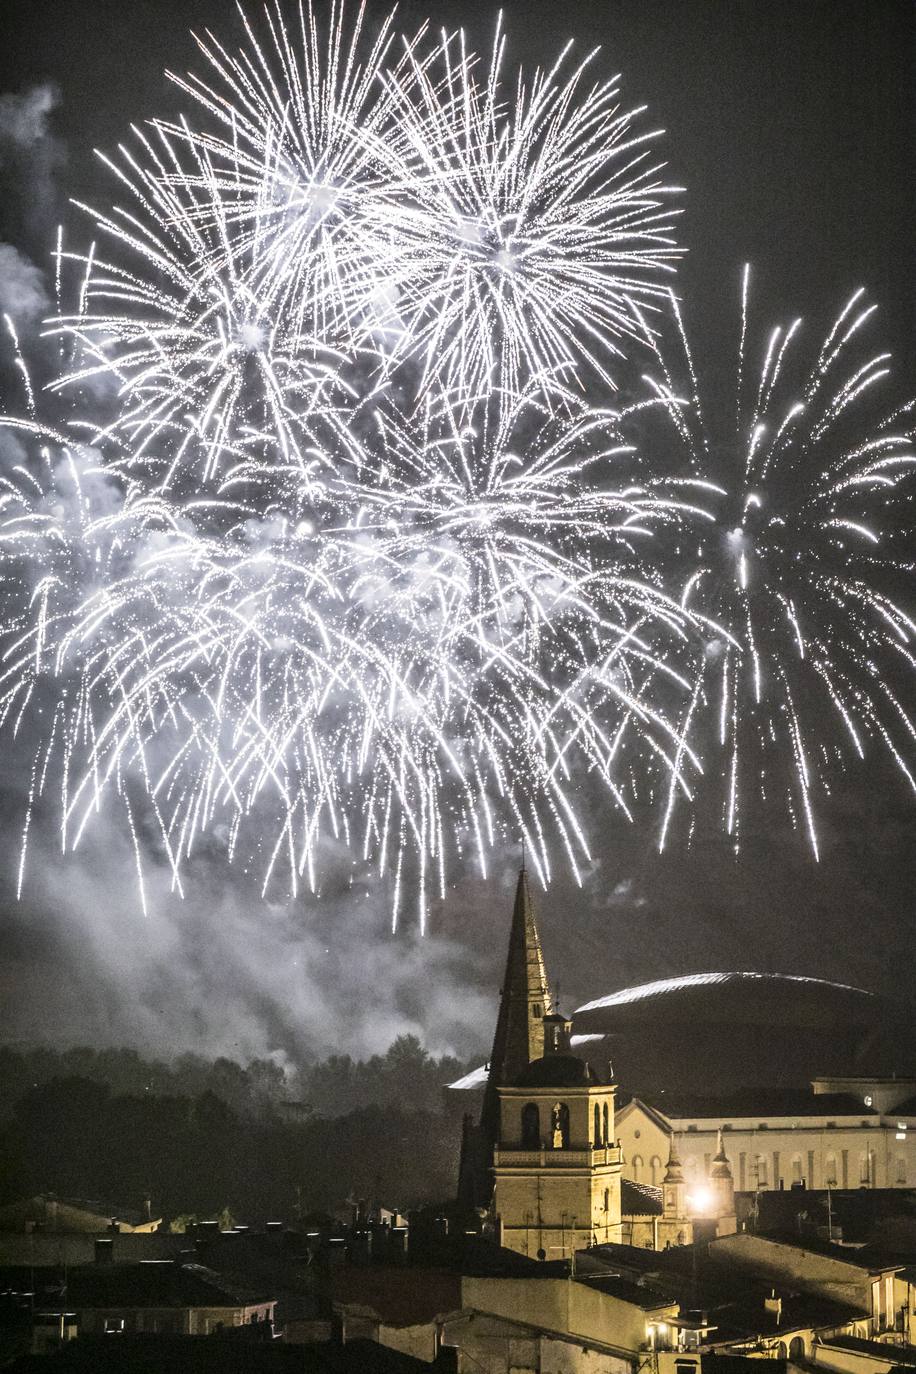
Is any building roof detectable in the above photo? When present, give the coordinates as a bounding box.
[0,1195,159,1235]
[581,1241,868,1341]
[819,1337,916,1368]
[575,971,873,1017]
[5,1333,435,1372]
[635,1090,879,1121]
[570,972,916,1096]
[579,1273,676,1311]
[710,1232,903,1274]
[331,1267,462,1328]
[621,1178,664,1217]
[513,1053,609,1089]
[67,1261,274,1310]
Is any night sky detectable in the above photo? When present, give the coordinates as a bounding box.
[0,0,913,1068]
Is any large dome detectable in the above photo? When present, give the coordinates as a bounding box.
[570,971,916,1095]
[445,970,916,1103]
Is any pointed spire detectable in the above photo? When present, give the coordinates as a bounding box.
[663,1135,684,1184]
[486,868,553,1089]
[711,1128,733,1179]
[473,869,554,1203]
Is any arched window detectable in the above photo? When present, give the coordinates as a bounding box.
[551,1102,570,1149]
[897,1157,907,1185]
[594,1103,601,1145]
[789,1337,806,1361]
[602,1102,610,1144]
[791,1155,803,1185]
[776,1342,788,1360]
[754,1154,767,1188]
[521,1102,540,1148]
[859,1152,871,1185]
[825,1153,838,1187]
[632,1154,644,1183]
[650,1155,662,1187]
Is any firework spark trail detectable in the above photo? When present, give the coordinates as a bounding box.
[644,271,916,855]
[371,15,682,396]
[18,5,912,925]
[0,3,708,920]
[0,368,707,926]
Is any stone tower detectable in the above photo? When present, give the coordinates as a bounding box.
[656,1137,691,1247]
[709,1129,737,1233]
[458,867,553,1209]
[492,1007,622,1259]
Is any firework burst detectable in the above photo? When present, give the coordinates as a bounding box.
[645,270,916,856]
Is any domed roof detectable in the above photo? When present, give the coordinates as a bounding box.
[568,971,916,1096]
[574,971,878,1028]
[447,970,916,1101]
[514,1054,609,1089]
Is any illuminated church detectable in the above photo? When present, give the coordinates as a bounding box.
[457,869,737,1259]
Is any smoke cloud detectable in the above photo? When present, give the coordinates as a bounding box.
[0,83,63,251]
[0,244,49,322]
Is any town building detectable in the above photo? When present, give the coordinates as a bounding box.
[0,1193,162,1234]
[491,1006,623,1257]
[458,868,742,1258]
[65,1259,276,1336]
[617,1084,916,1195]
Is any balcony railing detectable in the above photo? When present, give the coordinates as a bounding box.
[494,1145,621,1167]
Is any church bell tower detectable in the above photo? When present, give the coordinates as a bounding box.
[459,867,553,1207]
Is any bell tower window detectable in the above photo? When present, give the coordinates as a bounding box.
[521,1103,540,1148]
[551,1102,570,1149]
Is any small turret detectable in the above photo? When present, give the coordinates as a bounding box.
[709,1129,735,1219]
[662,1137,687,1219]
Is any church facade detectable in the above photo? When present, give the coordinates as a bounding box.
[460,870,738,1259]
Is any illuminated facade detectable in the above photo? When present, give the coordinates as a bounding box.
[492,1011,623,1259]
[618,1083,916,1194]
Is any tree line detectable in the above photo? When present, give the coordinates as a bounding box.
[0,1038,471,1221]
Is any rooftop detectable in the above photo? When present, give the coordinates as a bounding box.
[67,1262,273,1310]
[633,1090,879,1121]
[621,1178,664,1217]
[819,1337,916,1368]
[514,1054,610,1089]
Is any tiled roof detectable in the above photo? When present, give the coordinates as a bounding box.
[638,1090,877,1120]
[67,1261,273,1309]
[621,1178,663,1216]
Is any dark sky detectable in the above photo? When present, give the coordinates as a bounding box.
[0,0,913,1067]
